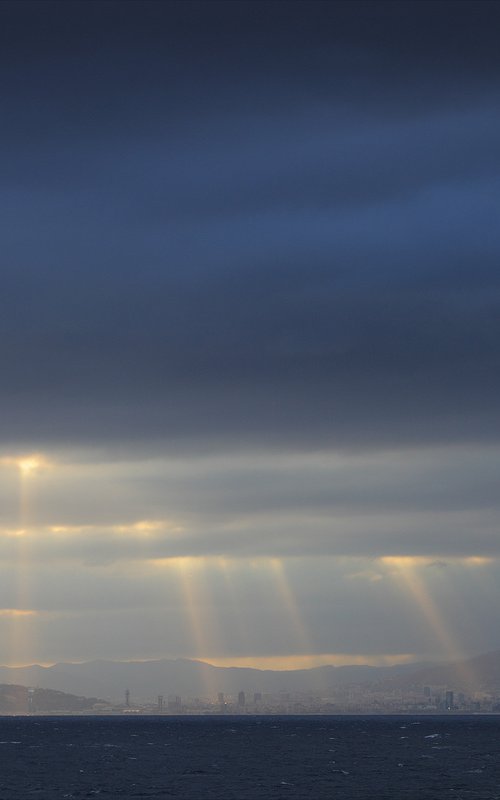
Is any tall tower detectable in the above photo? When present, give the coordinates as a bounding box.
[125,689,130,708]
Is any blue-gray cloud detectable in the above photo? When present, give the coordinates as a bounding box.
[2,1,500,666]
[1,1,500,450]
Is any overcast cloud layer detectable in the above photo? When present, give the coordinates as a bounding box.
[1,1,500,669]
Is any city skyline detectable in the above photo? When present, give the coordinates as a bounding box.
[1,1,500,671]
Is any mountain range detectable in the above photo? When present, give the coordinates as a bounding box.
[0,651,499,703]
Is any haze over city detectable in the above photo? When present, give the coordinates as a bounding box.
[1,0,500,677]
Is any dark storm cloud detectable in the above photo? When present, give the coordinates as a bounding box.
[2,0,500,450]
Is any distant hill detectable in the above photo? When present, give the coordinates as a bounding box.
[377,650,500,693]
[1,652,499,705]
[0,658,432,703]
[0,684,102,713]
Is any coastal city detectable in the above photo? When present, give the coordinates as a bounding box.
[98,686,500,715]
[4,684,498,716]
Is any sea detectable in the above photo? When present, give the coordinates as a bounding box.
[0,715,499,799]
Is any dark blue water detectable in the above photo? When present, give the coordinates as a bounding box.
[0,715,499,799]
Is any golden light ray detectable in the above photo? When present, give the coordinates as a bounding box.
[381,557,477,688]
[266,557,315,667]
[12,475,34,665]
[172,557,220,699]
[213,557,316,670]
[17,456,46,477]
[1,453,51,666]
[1,453,51,479]
[214,556,249,655]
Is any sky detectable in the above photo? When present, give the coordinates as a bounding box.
[1,0,500,670]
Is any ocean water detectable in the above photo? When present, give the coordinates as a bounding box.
[0,715,499,799]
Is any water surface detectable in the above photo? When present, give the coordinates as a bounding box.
[0,715,499,798]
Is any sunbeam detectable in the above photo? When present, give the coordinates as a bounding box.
[381,557,478,688]
[168,557,219,699]
[266,558,314,665]
[2,453,51,665]
[213,556,250,658]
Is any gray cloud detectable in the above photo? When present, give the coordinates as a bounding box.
[2,1,500,666]
[0,556,498,663]
[1,447,499,563]
[1,4,500,451]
